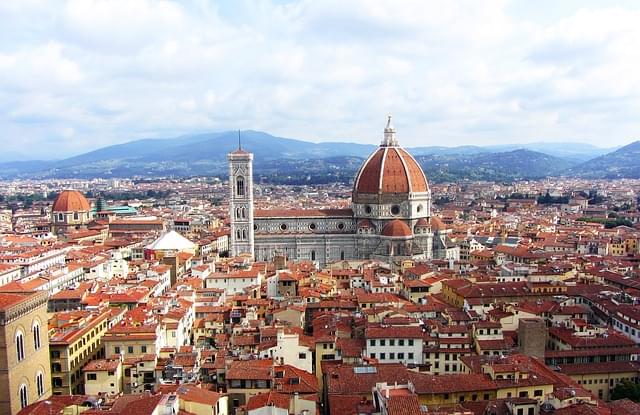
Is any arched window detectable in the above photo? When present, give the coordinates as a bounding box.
[33,322,41,350]
[340,251,345,261]
[73,212,79,221]
[236,229,241,240]
[57,213,63,222]
[236,176,245,197]
[311,250,316,261]
[19,384,27,409]
[241,207,246,219]
[16,331,25,362]
[36,371,44,396]
[242,230,247,240]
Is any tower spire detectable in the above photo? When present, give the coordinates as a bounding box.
[382,114,398,146]
[238,130,242,150]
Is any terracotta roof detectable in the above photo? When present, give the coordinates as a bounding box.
[52,190,90,212]
[0,291,32,311]
[430,216,446,231]
[386,394,422,415]
[108,393,164,415]
[17,395,92,415]
[328,395,376,415]
[354,147,428,195]
[551,403,610,415]
[83,358,121,372]
[273,364,318,394]
[246,391,290,411]
[415,217,429,227]
[357,219,375,229]
[175,385,223,405]
[608,399,640,415]
[327,363,496,395]
[227,359,273,380]
[557,361,640,375]
[382,220,412,237]
[365,326,424,339]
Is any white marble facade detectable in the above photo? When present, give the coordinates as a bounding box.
[229,118,434,265]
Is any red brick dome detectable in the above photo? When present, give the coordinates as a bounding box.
[415,217,430,227]
[353,117,428,196]
[430,216,446,232]
[357,219,375,229]
[52,190,90,212]
[382,219,412,237]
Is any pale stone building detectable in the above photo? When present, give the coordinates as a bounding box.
[258,329,313,373]
[83,358,123,396]
[229,117,433,265]
[0,291,51,414]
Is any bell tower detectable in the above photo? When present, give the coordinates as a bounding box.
[228,139,254,258]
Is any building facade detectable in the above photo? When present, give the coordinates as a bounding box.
[49,310,110,395]
[229,117,433,265]
[0,291,51,414]
[228,147,255,258]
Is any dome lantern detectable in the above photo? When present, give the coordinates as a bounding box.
[381,114,398,147]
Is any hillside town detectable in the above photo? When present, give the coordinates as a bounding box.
[1,135,640,415]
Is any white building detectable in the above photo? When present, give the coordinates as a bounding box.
[365,325,424,365]
[0,264,21,286]
[259,330,313,373]
[611,304,640,344]
[204,268,263,295]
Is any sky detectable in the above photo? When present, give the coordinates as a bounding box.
[2,0,640,160]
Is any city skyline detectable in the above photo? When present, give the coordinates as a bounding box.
[2,0,640,160]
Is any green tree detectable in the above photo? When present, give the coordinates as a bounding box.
[611,380,640,402]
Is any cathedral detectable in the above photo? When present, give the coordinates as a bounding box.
[228,117,434,265]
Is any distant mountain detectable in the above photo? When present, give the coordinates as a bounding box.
[54,133,222,167]
[0,130,379,179]
[483,142,614,161]
[416,149,577,182]
[409,145,490,156]
[566,140,640,178]
[139,130,376,162]
[0,129,626,181]
[390,142,613,160]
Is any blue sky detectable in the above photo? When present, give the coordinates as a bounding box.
[1,0,640,160]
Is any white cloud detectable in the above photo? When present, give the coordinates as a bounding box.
[1,0,640,160]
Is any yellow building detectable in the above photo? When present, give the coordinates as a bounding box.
[49,309,111,395]
[608,238,626,256]
[624,236,638,255]
[122,354,157,394]
[226,359,273,409]
[176,384,228,415]
[401,279,432,302]
[461,354,555,403]
[559,361,640,401]
[101,322,164,361]
[325,363,497,410]
[0,291,51,414]
[83,358,123,396]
